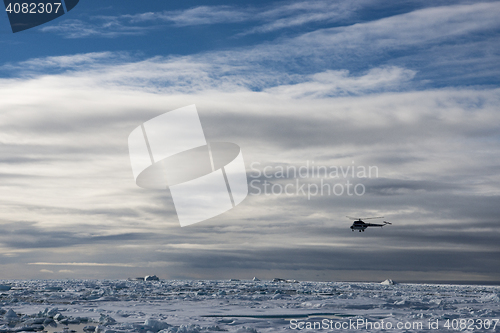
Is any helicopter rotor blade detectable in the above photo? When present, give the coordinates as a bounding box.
[346,216,384,220]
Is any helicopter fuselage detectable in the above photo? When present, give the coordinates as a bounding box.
[347,216,391,232]
[350,220,387,232]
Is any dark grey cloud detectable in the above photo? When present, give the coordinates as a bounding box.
[0,221,160,249]
[148,246,500,278]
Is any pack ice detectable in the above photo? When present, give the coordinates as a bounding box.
[0,279,499,332]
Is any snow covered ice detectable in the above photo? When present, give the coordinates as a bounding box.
[0,279,499,332]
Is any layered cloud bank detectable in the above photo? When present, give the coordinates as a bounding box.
[0,0,499,281]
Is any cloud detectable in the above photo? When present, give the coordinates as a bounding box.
[39,19,152,38]
[31,262,139,267]
[31,2,500,94]
[0,221,164,249]
[40,0,363,38]
[38,0,500,49]
[0,57,499,280]
[8,52,125,70]
[132,0,364,32]
[38,6,250,38]
[240,0,368,35]
[1,2,499,281]
[135,6,251,26]
[40,269,54,274]
[265,67,417,97]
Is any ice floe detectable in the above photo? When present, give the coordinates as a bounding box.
[381,279,396,285]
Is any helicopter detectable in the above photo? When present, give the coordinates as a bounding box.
[347,216,392,232]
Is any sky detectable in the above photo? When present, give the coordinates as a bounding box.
[0,0,499,283]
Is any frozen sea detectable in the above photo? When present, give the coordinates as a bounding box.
[0,279,499,332]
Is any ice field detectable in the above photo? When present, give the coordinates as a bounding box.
[0,279,499,332]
